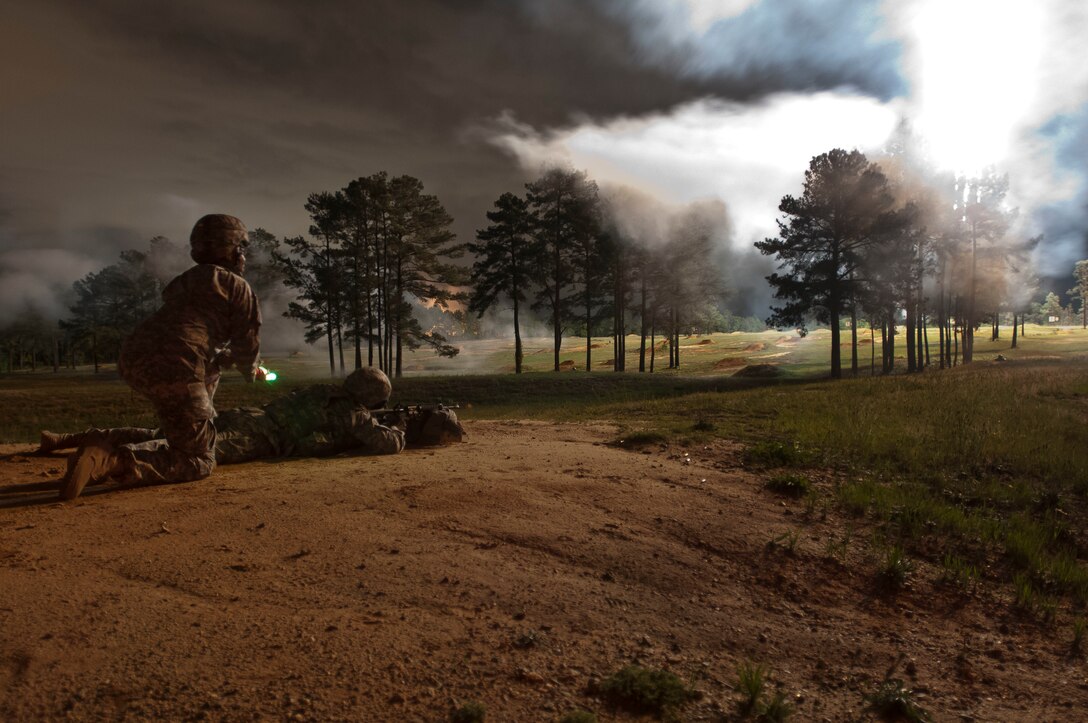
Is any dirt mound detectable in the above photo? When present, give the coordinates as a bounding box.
[558,359,576,371]
[714,357,747,369]
[697,339,713,345]
[598,359,615,367]
[859,338,873,345]
[743,342,766,352]
[732,363,782,378]
[775,336,795,345]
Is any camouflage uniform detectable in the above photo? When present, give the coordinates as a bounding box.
[117,263,261,484]
[215,385,404,462]
[50,384,404,466]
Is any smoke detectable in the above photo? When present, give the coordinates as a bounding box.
[487,93,898,315]
[600,0,1088,280]
[256,293,309,355]
[0,248,101,326]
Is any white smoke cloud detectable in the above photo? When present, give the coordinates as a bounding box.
[490,92,901,249]
[500,0,1088,279]
[0,248,100,325]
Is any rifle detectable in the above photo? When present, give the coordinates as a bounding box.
[372,403,460,424]
[372,403,464,445]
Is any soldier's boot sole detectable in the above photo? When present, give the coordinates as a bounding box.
[60,441,118,501]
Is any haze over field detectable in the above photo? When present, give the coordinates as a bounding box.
[2,0,1086,325]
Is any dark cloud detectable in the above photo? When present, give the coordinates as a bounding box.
[0,0,1081,326]
[603,0,906,99]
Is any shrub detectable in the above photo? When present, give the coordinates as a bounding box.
[764,473,811,498]
[597,665,699,717]
[450,701,486,723]
[866,679,930,723]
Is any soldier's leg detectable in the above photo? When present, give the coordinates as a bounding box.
[117,416,215,485]
[111,381,217,486]
[39,427,160,454]
[213,408,279,465]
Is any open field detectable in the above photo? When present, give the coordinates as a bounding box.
[1,325,1087,720]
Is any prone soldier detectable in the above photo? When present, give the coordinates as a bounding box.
[39,368,469,498]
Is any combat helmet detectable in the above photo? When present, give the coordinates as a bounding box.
[190,214,248,271]
[344,366,392,409]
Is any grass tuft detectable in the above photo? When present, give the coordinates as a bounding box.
[866,679,930,723]
[878,546,913,590]
[758,690,793,721]
[597,665,699,718]
[558,711,597,723]
[764,473,811,498]
[940,553,979,589]
[743,440,807,468]
[736,660,766,714]
[450,700,486,723]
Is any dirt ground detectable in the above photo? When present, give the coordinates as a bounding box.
[1,420,1085,722]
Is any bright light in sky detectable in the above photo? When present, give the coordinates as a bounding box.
[905,0,1045,175]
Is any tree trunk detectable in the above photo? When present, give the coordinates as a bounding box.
[880,321,887,374]
[829,308,841,379]
[887,315,897,372]
[395,260,404,378]
[906,299,917,373]
[585,282,592,373]
[953,322,959,367]
[336,320,345,377]
[513,294,523,374]
[850,304,858,377]
[352,253,362,371]
[964,229,977,364]
[673,310,680,370]
[1011,312,1018,349]
[870,321,876,376]
[638,274,647,372]
[922,319,930,369]
[938,291,946,370]
[649,313,656,373]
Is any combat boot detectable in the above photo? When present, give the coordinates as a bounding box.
[60,440,122,501]
[37,430,86,454]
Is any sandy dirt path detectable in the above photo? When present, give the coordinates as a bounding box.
[1,420,1085,721]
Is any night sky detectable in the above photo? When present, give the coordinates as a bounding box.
[2,0,1086,324]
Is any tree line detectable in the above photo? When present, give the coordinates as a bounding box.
[756,144,1066,378]
[2,157,1084,377]
[468,168,730,374]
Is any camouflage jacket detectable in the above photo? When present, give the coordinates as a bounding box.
[120,263,261,385]
[256,384,404,457]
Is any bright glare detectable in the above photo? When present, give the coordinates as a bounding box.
[266,371,278,382]
[907,0,1045,175]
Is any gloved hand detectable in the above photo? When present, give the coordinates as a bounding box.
[386,410,409,432]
